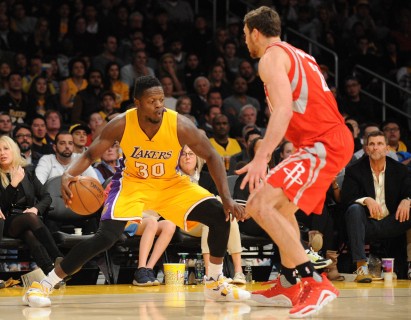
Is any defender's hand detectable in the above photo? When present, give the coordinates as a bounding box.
[236,155,268,192]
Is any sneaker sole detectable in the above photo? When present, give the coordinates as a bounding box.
[289,290,337,318]
[132,280,153,287]
[22,295,51,308]
[204,289,251,302]
[251,294,293,307]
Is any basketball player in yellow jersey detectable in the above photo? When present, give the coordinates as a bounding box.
[23,76,251,308]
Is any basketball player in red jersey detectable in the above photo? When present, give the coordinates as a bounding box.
[237,6,354,318]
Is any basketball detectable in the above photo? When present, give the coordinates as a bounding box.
[68,176,105,215]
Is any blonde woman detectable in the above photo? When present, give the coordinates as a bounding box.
[179,145,246,284]
[0,136,63,275]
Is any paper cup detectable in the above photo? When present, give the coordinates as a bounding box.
[382,258,394,282]
[163,263,185,286]
[382,258,394,273]
[74,228,82,235]
[383,272,393,282]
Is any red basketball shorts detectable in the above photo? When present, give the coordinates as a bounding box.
[267,126,353,214]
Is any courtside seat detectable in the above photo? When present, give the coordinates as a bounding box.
[0,237,26,250]
[165,228,201,262]
[170,228,201,249]
[240,233,272,249]
[52,231,94,249]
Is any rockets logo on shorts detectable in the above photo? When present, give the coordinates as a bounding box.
[283,161,305,189]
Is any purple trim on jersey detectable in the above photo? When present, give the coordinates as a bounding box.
[101,158,125,220]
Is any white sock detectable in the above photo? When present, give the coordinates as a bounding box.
[208,262,223,280]
[40,270,62,291]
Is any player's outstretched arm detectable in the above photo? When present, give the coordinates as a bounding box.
[237,46,293,192]
[177,115,245,221]
[61,114,126,205]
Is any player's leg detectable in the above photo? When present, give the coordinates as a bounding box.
[188,199,229,276]
[23,220,126,307]
[188,199,251,301]
[248,144,341,317]
[156,179,250,301]
[247,185,304,307]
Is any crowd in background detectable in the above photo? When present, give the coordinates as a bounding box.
[0,0,411,280]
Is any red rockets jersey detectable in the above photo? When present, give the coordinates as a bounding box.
[264,42,345,148]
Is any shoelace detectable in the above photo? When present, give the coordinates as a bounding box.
[296,282,312,304]
[215,278,241,292]
[39,280,53,295]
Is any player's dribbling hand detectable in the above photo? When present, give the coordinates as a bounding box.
[222,198,245,222]
[61,172,79,207]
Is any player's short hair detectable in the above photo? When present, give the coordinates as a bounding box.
[244,6,281,37]
[133,75,162,99]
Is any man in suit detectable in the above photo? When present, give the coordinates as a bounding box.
[341,130,411,282]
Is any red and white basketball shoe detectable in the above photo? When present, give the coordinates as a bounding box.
[251,276,302,307]
[289,273,339,318]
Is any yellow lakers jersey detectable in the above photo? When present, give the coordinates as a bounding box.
[120,108,182,187]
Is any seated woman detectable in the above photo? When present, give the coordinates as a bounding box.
[0,136,63,275]
[179,145,246,284]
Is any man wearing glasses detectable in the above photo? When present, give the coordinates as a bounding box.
[381,119,410,153]
[13,124,42,169]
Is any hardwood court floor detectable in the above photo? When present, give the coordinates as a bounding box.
[1,280,411,320]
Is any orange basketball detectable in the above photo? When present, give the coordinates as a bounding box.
[68,176,105,215]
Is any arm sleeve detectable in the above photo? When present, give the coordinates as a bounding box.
[355,197,369,205]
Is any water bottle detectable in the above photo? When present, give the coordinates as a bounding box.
[178,253,189,284]
[245,259,253,283]
[195,253,205,284]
